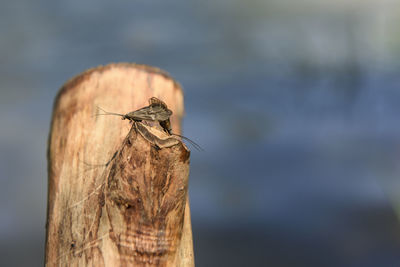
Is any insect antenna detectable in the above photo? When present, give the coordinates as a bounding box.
[94,106,125,118]
[172,133,203,151]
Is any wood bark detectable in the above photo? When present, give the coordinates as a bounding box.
[45,63,194,266]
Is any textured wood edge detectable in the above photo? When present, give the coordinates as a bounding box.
[55,63,183,107]
[104,122,191,265]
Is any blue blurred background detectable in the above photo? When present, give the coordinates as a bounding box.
[2,0,400,266]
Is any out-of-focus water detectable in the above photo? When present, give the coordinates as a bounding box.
[1,1,400,266]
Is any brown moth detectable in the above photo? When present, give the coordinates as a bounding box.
[97,97,172,123]
[97,97,202,151]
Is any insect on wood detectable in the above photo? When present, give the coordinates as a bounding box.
[46,63,195,266]
[97,97,202,151]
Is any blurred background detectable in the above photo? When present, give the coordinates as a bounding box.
[2,0,400,266]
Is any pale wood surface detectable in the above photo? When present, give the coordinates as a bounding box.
[45,63,194,266]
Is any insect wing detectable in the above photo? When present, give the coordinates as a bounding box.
[126,105,172,121]
[149,97,168,108]
[149,97,173,119]
[126,106,156,121]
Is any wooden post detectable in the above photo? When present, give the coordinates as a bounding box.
[45,63,194,266]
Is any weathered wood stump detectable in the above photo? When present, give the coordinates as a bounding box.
[45,63,194,266]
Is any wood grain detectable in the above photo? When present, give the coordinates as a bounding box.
[45,63,194,266]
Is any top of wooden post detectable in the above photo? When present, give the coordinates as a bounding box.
[46,63,194,266]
